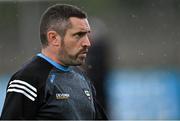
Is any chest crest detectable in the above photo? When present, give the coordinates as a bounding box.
[83,89,91,100]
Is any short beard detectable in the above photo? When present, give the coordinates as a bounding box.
[58,38,85,66]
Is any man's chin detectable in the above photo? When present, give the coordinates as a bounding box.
[69,59,85,66]
[74,58,86,66]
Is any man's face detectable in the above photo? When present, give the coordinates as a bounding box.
[57,17,91,66]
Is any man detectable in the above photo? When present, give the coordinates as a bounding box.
[0,4,107,120]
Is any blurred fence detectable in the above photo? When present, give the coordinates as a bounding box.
[106,68,180,119]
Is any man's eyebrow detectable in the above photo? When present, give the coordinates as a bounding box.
[72,31,90,36]
[80,29,91,33]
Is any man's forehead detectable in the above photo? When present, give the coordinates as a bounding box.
[69,17,91,32]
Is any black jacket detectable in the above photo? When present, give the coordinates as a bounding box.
[0,53,108,120]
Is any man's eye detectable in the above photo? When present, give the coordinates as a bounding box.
[74,32,86,38]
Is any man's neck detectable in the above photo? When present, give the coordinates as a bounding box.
[41,48,67,67]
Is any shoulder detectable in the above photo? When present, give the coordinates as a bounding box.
[7,56,53,101]
[11,56,53,83]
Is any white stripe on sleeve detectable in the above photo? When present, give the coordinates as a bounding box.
[10,80,37,92]
[7,88,35,101]
[8,84,37,97]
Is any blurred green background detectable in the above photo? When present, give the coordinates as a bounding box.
[0,0,180,119]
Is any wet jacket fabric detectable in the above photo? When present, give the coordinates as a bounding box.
[0,53,107,120]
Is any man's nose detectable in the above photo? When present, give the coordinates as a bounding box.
[82,36,91,48]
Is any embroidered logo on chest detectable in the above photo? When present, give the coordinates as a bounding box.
[56,93,70,100]
[83,89,91,100]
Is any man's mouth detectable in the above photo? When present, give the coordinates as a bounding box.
[81,51,88,54]
[78,50,88,57]
[80,49,88,54]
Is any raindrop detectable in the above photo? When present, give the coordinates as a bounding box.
[151,3,156,7]
[177,32,180,36]
[162,41,166,45]
[13,1,17,4]
[137,49,144,56]
[163,53,167,57]
[34,48,39,51]
[10,59,14,62]
[130,14,137,19]
[157,11,164,17]
[10,57,17,62]
[88,65,92,69]
[140,52,144,56]
[139,26,144,31]
[171,31,175,36]
[21,50,25,54]
[175,41,179,45]
[162,23,168,28]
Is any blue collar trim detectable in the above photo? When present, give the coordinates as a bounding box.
[37,53,70,72]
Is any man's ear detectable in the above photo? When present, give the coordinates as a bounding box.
[47,31,61,46]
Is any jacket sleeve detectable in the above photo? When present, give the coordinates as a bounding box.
[0,74,39,120]
[89,80,108,120]
[94,98,108,120]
